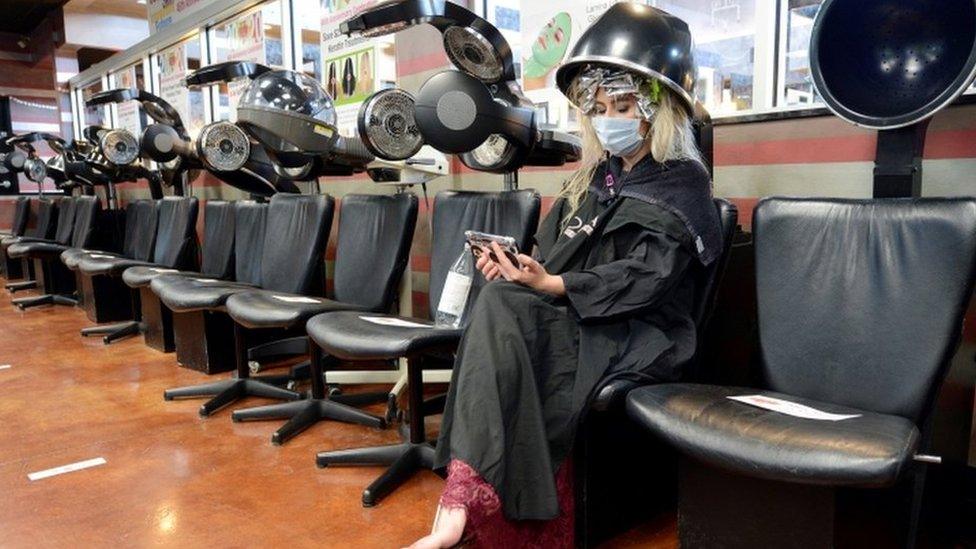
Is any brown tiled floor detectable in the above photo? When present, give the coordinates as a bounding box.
[0,287,676,548]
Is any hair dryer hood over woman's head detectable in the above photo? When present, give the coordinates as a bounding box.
[555,2,697,115]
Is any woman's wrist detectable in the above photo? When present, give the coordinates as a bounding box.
[538,274,567,296]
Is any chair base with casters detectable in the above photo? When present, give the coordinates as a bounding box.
[12,256,78,310]
[223,286,404,444]
[232,343,385,445]
[316,351,442,508]
[5,277,36,293]
[81,275,146,345]
[163,323,303,417]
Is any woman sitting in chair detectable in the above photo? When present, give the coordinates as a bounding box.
[410,4,723,548]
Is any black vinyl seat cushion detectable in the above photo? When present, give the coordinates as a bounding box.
[77,256,164,276]
[2,234,49,247]
[122,266,197,288]
[306,311,461,361]
[626,383,918,488]
[9,240,71,258]
[226,291,371,330]
[62,248,115,269]
[151,274,259,312]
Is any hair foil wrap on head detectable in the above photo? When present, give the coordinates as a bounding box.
[575,65,662,120]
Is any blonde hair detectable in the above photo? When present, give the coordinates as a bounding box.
[559,81,703,215]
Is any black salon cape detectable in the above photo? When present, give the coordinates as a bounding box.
[433,156,716,522]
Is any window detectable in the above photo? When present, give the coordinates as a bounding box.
[152,37,206,136]
[652,0,761,115]
[780,0,823,108]
[208,1,286,122]
[109,61,148,134]
[296,0,324,80]
[79,80,107,129]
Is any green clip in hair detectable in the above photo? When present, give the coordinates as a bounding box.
[642,78,663,105]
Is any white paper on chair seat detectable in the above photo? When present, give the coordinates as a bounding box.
[727,395,861,421]
[273,295,320,304]
[360,316,433,329]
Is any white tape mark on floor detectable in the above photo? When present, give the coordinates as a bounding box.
[0,365,11,370]
[28,457,107,481]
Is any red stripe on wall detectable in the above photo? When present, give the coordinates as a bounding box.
[713,127,976,167]
[714,134,877,166]
[924,129,976,159]
[727,197,759,231]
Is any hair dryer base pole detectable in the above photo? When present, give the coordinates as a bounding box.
[873,120,929,199]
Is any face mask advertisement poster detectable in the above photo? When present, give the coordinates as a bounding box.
[114,66,142,135]
[226,10,267,122]
[520,0,637,130]
[321,0,384,135]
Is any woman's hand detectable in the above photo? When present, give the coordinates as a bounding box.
[479,241,566,296]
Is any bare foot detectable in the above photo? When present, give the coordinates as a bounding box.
[404,505,467,549]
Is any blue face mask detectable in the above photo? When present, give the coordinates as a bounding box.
[591,116,644,157]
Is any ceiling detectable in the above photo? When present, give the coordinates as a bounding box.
[64,0,146,19]
[77,45,115,71]
[0,0,69,34]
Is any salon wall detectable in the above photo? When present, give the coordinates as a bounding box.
[0,11,67,227]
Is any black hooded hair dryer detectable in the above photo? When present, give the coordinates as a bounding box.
[810,0,976,197]
[342,0,581,180]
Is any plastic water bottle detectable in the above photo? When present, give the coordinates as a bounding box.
[435,243,474,328]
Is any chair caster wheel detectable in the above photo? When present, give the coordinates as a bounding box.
[248,360,261,374]
[286,380,299,392]
[328,385,342,397]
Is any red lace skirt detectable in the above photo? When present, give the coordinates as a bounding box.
[439,459,574,548]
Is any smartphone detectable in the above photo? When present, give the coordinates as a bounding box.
[465,230,521,267]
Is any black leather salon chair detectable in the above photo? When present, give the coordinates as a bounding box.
[159,193,333,414]
[225,192,419,444]
[76,197,198,344]
[308,189,540,507]
[148,200,267,374]
[3,197,57,291]
[626,197,976,548]
[61,199,156,272]
[8,196,101,309]
[574,198,738,547]
[0,196,29,239]
[0,197,75,287]
[0,197,30,279]
[121,200,236,352]
[76,196,198,341]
